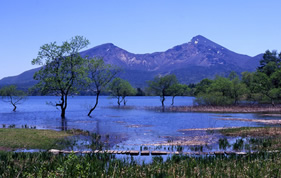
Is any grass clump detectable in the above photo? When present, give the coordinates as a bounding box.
[0,128,72,150]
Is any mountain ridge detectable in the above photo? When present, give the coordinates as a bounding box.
[0,35,263,88]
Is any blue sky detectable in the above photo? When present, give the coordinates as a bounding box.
[0,0,281,79]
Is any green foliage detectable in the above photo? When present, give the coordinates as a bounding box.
[251,50,281,105]
[194,73,247,106]
[252,72,281,105]
[0,85,27,111]
[241,72,262,103]
[194,78,213,96]
[108,78,136,106]
[167,84,190,97]
[194,50,281,106]
[147,74,178,107]
[32,36,89,118]
[258,50,281,76]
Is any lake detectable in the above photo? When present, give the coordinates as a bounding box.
[0,96,278,152]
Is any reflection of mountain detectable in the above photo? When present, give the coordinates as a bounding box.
[0,35,262,88]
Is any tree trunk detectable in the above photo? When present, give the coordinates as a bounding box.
[161,96,165,107]
[12,104,16,112]
[161,96,165,112]
[117,96,121,106]
[88,90,100,116]
[59,94,67,119]
[61,107,66,118]
[171,96,175,106]
[271,99,275,107]
[123,96,126,106]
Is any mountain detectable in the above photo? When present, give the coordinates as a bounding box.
[0,35,263,89]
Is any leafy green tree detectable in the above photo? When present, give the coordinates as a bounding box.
[167,84,190,105]
[32,36,89,118]
[0,85,27,112]
[194,75,247,106]
[252,72,278,106]
[108,78,136,106]
[251,50,281,105]
[201,77,232,105]
[258,50,281,76]
[229,72,247,105]
[194,78,213,96]
[147,74,178,107]
[242,72,259,103]
[209,76,232,98]
[87,58,120,116]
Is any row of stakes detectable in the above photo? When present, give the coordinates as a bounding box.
[48,149,280,156]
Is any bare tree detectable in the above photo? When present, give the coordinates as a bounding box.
[87,58,120,116]
[0,85,27,111]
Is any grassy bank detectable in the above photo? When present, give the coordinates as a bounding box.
[0,128,72,150]
[0,151,281,177]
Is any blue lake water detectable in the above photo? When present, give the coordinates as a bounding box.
[0,96,278,151]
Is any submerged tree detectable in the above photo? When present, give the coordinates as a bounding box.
[167,84,190,106]
[87,58,120,116]
[32,36,89,118]
[147,74,178,108]
[0,85,27,111]
[108,78,136,106]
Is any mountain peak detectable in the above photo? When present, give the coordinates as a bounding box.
[192,35,208,40]
[191,35,222,49]
[191,35,212,44]
[97,43,116,48]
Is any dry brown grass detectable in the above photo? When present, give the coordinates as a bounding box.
[216,117,281,125]
[165,105,281,113]
[220,127,281,137]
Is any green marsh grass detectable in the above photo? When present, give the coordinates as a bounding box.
[0,128,72,150]
[0,151,281,177]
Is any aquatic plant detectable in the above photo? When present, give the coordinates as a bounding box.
[233,138,244,150]
[218,138,230,150]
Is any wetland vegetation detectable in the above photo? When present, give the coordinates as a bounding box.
[1,151,281,177]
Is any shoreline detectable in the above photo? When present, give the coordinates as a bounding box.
[110,105,281,113]
[163,105,281,113]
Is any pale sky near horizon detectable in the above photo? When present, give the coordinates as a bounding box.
[0,0,281,80]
